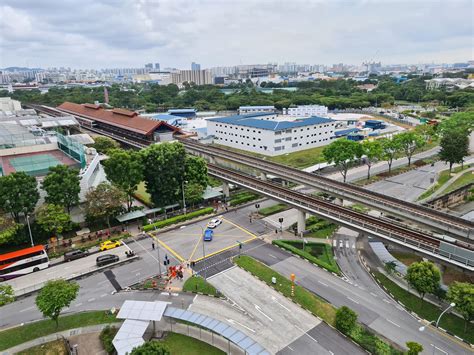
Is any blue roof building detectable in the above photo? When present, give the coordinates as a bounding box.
[167,108,197,118]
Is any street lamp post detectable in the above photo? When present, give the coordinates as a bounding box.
[435,302,455,328]
[200,226,207,280]
[149,218,162,276]
[182,180,188,215]
[26,214,34,247]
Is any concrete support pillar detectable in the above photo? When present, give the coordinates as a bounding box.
[281,180,286,187]
[222,182,230,198]
[208,156,216,164]
[260,172,267,181]
[297,210,306,235]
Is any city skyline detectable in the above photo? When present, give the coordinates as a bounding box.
[1,0,472,69]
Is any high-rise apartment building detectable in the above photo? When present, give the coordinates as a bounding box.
[191,62,201,71]
[154,63,160,70]
[172,70,212,86]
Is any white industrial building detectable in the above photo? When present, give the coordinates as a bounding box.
[283,105,328,117]
[207,112,336,156]
[238,106,276,115]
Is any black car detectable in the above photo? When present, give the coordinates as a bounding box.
[96,254,119,267]
[64,249,89,262]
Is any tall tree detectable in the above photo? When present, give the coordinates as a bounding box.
[35,279,79,328]
[103,149,143,211]
[439,128,469,172]
[405,261,440,306]
[84,182,126,228]
[130,341,170,355]
[141,142,186,207]
[360,140,383,179]
[184,183,205,207]
[92,136,119,154]
[0,213,20,246]
[447,282,474,332]
[42,165,81,213]
[0,172,39,222]
[379,137,401,174]
[323,139,362,182]
[184,155,209,188]
[393,132,425,166]
[36,204,71,237]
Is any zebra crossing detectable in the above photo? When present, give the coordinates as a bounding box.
[332,238,356,251]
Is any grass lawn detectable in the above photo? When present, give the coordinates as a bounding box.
[374,272,474,343]
[0,311,119,351]
[295,216,338,239]
[17,339,68,355]
[134,181,152,206]
[183,276,219,296]
[390,251,422,266]
[159,332,225,355]
[306,225,338,239]
[273,240,340,274]
[258,203,289,216]
[229,191,260,206]
[443,170,474,194]
[234,255,336,325]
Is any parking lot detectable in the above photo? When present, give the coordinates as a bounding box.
[151,216,258,263]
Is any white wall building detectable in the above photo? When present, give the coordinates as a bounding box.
[238,106,276,115]
[283,105,328,117]
[207,113,336,156]
[0,97,22,112]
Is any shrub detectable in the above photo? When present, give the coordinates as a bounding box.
[406,341,423,355]
[143,208,214,232]
[229,192,260,206]
[335,306,357,334]
[100,326,118,354]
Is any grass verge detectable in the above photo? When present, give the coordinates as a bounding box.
[159,332,225,355]
[229,191,260,206]
[0,311,119,351]
[258,203,289,216]
[17,339,68,355]
[443,170,474,194]
[183,276,219,297]
[234,255,336,325]
[273,240,340,274]
[373,272,474,344]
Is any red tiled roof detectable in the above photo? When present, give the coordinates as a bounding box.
[57,102,166,136]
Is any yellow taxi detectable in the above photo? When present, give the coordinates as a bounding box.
[99,240,121,251]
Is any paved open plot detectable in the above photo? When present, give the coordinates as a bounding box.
[153,216,257,263]
[202,267,321,354]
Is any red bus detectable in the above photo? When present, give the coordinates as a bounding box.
[0,245,49,281]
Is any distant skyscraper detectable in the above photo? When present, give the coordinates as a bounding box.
[145,63,153,69]
[191,62,201,71]
[154,63,160,70]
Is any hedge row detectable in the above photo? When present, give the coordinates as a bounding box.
[229,192,260,206]
[142,207,214,232]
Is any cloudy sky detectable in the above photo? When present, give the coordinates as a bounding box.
[0,0,472,69]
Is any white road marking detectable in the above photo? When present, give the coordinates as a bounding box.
[318,281,329,287]
[223,273,238,284]
[386,319,400,327]
[87,298,95,302]
[431,344,448,355]
[135,273,140,276]
[339,240,343,248]
[255,304,273,322]
[295,326,318,343]
[227,319,256,333]
[329,351,334,355]
[131,268,141,273]
[75,303,83,307]
[347,297,360,304]
[100,293,107,298]
[268,254,277,259]
[370,292,378,297]
[19,306,34,313]
[271,295,291,312]
[287,346,294,351]
[351,243,355,249]
[383,298,391,303]
[345,241,349,248]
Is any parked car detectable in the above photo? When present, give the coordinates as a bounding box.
[96,254,119,267]
[207,217,223,229]
[64,249,89,262]
[203,229,214,241]
[99,240,121,251]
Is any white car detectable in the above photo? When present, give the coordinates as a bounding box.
[207,217,223,229]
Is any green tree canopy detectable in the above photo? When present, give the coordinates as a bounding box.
[335,306,358,334]
[447,282,474,332]
[84,182,126,228]
[323,139,362,182]
[130,341,170,355]
[405,261,440,304]
[0,213,20,246]
[0,284,15,306]
[0,172,39,222]
[42,165,81,213]
[360,140,383,179]
[393,132,425,166]
[92,136,120,154]
[439,128,469,171]
[35,279,79,328]
[141,142,187,207]
[379,137,401,173]
[184,155,209,188]
[406,341,423,355]
[184,182,205,207]
[36,204,72,237]
[103,149,143,211]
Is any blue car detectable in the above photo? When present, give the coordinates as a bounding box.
[203,229,213,241]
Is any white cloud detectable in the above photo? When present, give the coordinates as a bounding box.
[0,0,472,69]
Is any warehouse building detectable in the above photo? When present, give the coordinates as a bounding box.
[207,113,336,156]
